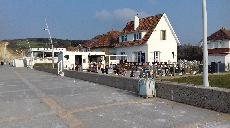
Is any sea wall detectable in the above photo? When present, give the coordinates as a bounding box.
[33,67,230,114]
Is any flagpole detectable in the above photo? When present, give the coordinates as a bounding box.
[202,0,209,87]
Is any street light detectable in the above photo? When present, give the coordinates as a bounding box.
[44,19,54,68]
[202,0,209,87]
[27,40,33,69]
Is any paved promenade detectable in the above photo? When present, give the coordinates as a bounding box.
[0,66,229,128]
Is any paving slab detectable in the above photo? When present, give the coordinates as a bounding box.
[0,66,229,128]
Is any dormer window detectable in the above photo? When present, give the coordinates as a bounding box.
[121,35,127,42]
[121,36,124,42]
[138,33,141,39]
[124,35,127,41]
[134,33,142,41]
[161,30,166,40]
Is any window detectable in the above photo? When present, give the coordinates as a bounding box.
[124,35,127,41]
[138,33,141,39]
[121,52,126,60]
[121,36,124,42]
[141,52,145,63]
[161,30,166,40]
[134,33,142,41]
[121,35,127,42]
[137,51,145,63]
[154,51,160,62]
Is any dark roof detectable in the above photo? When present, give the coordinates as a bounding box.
[207,27,230,41]
[114,13,164,47]
[82,30,120,48]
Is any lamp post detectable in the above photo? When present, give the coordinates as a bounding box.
[202,0,209,87]
[44,19,54,68]
[27,40,33,69]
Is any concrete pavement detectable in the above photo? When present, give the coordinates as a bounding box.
[0,66,229,128]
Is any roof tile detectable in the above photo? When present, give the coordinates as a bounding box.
[114,13,163,47]
[83,13,164,48]
[208,27,230,41]
[82,30,120,48]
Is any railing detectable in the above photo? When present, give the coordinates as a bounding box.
[57,60,64,76]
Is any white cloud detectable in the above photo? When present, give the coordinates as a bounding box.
[96,8,151,22]
[95,10,111,20]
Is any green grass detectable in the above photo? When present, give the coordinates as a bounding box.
[17,41,47,49]
[162,73,230,89]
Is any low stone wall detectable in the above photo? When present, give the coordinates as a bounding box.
[156,81,230,113]
[64,70,138,92]
[34,67,230,114]
[33,67,57,74]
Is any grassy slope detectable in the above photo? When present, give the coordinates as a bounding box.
[160,73,230,89]
[17,41,47,48]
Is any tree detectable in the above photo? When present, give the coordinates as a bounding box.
[178,44,202,61]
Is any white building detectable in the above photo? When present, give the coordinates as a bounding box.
[115,13,180,64]
[58,51,106,70]
[25,47,66,67]
[207,27,230,68]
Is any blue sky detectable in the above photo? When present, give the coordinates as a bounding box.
[0,0,229,45]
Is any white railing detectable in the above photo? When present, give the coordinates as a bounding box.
[58,60,64,76]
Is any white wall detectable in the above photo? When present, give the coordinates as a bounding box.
[208,55,225,65]
[225,54,230,64]
[30,48,66,52]
[147,15,178,63]
[116,14,178,64]
[119,31,147,42]
[116,44,148,62]
[58,51,106,70]
[208,40,230,49]
[13,59,24,67]
[109,47,116,54]
[13,57,58,67]
[33,57,58,63]
[208,55,230,71]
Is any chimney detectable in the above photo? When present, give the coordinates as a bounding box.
[134,14,139,31]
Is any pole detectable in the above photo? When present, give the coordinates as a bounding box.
[52,43,54,68]
[30,50,33,69]
[28,40,33,69]
[44,19,54,68]
[202,0,209,87]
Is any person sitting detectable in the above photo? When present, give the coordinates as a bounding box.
[110,62,113,69]
[114,64,120,75]
[75,65,79,71]
[99,59,102,64]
